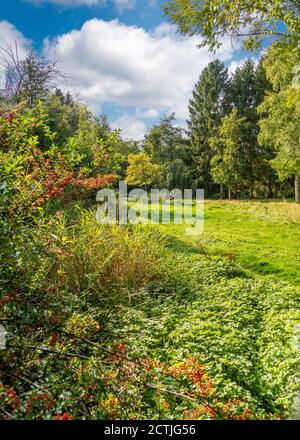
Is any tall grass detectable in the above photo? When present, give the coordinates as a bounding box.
[54,210,167,301]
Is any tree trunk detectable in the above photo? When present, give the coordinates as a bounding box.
[228,188,232,200]
[235,184,238,200]
[267,178,273,199]
[295,175,300,204]
[220,184,224,200]
[249,180,254,199]
[249,159,254,199]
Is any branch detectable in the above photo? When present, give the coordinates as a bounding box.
[18,375,46,391]
[0,408,15,420]
[236,31,289,38]
[145,383,198,403]
[26,344,90,360]
[57,329,144,366]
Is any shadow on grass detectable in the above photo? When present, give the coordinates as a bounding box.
[164,233,209,256]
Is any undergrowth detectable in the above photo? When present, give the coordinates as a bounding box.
[1,209,299,420]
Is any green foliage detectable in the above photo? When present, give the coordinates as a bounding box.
[228,59,274,197]
[1,34,300,422]
[106,253,299,418]
[163,0,300,51]
[1,210,299,419]
[187,60,230,189]
[259,42,300,201]
[144,114,191,189]
[0,100,115,294]
[183,58,273,198]
[126,153,164,188]
[211,109,249,196]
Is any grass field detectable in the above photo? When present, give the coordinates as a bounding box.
[154,200,300,286]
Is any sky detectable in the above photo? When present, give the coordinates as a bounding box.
[0,0,249,139]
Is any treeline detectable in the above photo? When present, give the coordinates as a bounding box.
[1,39,299,203]
[127,45,300,202]
[160,0,300,202]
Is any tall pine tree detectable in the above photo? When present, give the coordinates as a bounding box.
[187,60,230,192]
[230,59,272,197]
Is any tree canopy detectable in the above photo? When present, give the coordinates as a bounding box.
[163,0,300,50]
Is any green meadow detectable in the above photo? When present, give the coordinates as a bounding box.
[156,200,300,286]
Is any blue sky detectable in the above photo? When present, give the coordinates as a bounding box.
[0,1,165,50]
[0,0,248,139]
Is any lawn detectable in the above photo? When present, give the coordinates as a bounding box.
[157,200,300,286]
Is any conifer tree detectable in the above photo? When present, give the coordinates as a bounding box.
[230,60,272,197]
[187,59,230,191]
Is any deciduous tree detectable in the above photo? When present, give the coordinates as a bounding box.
[163,0,300,51]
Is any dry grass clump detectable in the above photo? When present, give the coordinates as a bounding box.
[54,210,167,298]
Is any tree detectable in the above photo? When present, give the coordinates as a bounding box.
[41,91,80,147]
[211,109,249,199]
[253,61,278,197]
[230,59,270,197]
[126,153,164,188]
[258,43,300,203]
[143,114,191,189]
[187,60,230,191]
[0,44,61,106]
[163,0,300,51]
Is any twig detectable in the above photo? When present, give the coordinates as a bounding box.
[145,383,197,403]
[19,375,46,391]
[57,329,145,367]
[0,407,15,420]
[26,344,90,360]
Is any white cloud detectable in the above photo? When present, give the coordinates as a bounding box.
[228,60,244,75]
[0,18,240,139]
[111,115,147,140]
[45,18,236,132]
[0,21,30,87]
[0,20,30,55]
[141,108,160,119]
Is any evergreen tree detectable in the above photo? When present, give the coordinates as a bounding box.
[253,61,277,197]
[187,59,230,191]
[230,59,272,197]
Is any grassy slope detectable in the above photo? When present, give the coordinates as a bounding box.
[160,200,300,286]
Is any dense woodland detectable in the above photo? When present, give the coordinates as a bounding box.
[0,0,300,421]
